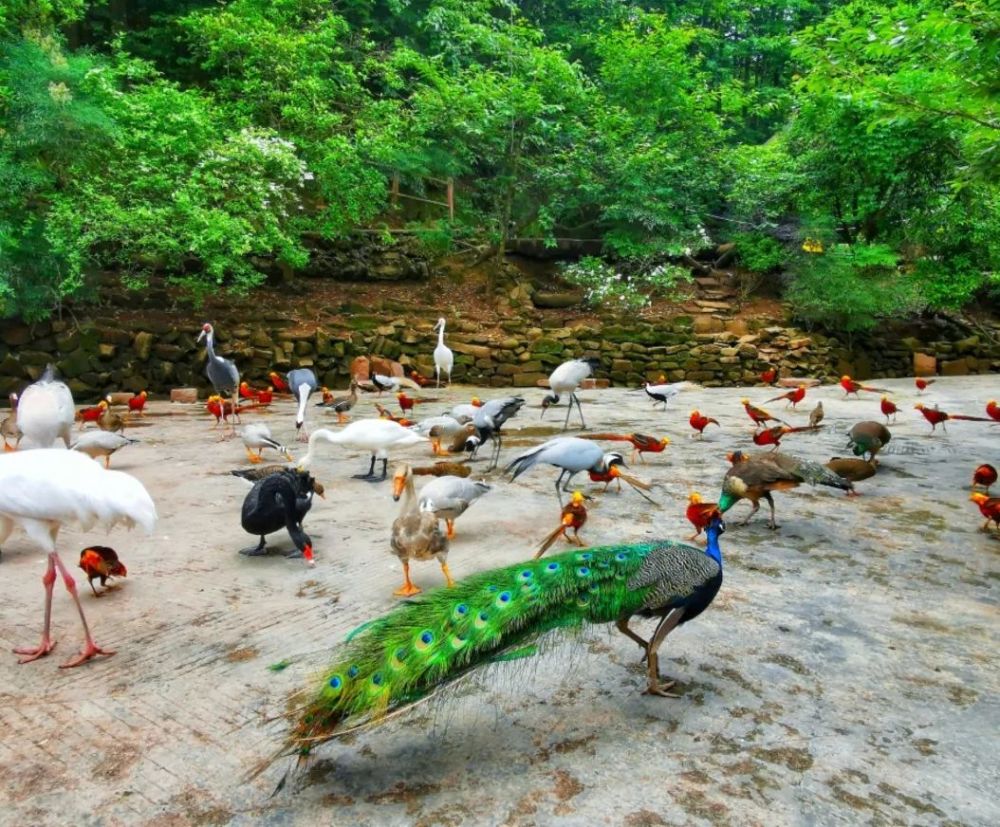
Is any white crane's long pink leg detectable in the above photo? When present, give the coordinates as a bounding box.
[14,553,57,663]
[51,553,114,668]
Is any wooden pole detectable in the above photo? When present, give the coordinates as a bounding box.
[446,178,454,220]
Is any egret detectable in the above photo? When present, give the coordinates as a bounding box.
[16,364,74,450]
[287,368,318,442]
[298,420,427,481]
[0,449,156,667]
[541,358,599,430]
[197,323,240,435]
[433,317,454,388]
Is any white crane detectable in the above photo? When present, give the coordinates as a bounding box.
[433,317,454,388]
[542,358,599,431]
[298,420,427,481]
[0,449,156,667]
[16,364,74,449]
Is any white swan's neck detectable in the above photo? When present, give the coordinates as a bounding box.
[295,384,310,425]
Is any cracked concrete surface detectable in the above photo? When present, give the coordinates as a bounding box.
[0,377,996,826]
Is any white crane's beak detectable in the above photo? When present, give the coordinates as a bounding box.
[196,330,207,343]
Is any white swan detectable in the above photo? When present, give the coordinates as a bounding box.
[299,419,427,481]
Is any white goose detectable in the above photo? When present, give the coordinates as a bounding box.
[0,449,156,667]
[299,419,427,481]
[16,364,74,449]
[433,317,454,388]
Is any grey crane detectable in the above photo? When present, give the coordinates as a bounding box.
[506,436,625,504]
[197,323,240,435]
[287,368,318,442]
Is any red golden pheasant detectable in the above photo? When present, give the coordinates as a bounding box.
[840,375,889,398]
[268,371,290,393]
[760,367,778,385]
[914,403,990,433]
[741,398,786,429]
[256,387,274,406]
[206,395,252,427]
[915,378,936,393]
[970,493,1000,532]
[880,395,899,424]
[397,392,423,414]
[580,432,670,463]
[752,424,820,450]
[586,464,657,503]
[407,369,433,388]
[239,381,259,401]
[78,546,127,597]
[766,384,807,409]
[76,400,106,428]
[375,402,414,427]
[986,400,1000,422]
[534,491,588,558]
[127,391,148,415]
[688,410,720,438]
[972,464,997,492]
[685,492,719,541]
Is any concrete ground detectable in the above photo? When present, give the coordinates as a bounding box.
[0,377,997,826]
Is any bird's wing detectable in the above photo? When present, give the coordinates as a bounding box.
[627,543,720,610]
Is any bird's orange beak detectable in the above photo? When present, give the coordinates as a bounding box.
[392,474,406,501]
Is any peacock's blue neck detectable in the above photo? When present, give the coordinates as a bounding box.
[704,527,723,567]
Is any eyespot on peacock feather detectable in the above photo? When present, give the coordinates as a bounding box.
[257,520,725,774]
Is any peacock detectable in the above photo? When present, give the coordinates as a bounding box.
[264,514,725,767]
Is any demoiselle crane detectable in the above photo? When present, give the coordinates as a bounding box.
[287,368,318,442]
[197,323,240,434]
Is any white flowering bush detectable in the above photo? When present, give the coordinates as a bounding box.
[560,256,692,310]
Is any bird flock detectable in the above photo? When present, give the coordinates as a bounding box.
[1,322,997,773]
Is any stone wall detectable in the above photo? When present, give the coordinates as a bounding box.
[0,310,997,401]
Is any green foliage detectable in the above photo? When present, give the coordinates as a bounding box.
[786,244,923,332]
[560,256,692,311]
[731,232,786,273]
[0,0,996,324]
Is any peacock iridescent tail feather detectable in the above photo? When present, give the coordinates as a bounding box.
[283,541,696,756]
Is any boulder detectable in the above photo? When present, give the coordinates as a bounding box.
[170,388,199,403]
[531,291,584,309]
[940,358,970,377]
[913,352,936,376]
[133,331,154,361]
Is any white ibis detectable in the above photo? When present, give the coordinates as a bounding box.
[16,364,74,449]
[298,420,427,481]
[0,449,156,667]
[433,317,454,388]
[542,358,598,430]
[287,368,318,442]
[197,323,240,434]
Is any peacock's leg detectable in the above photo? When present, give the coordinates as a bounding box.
[615,615,648,653]
[51,552,115,668]
[394,561,421,597]
[14,552,58,663]
[643,609,684,697]
[764,493,780,530]
[740,499,759,526]
[239,536,268,556]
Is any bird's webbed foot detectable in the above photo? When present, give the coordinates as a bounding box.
[767,522,781,531]
[14,636,56,664]
[239,542,268,556]
[60,639,114,668]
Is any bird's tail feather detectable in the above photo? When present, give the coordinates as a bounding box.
[578,433,632,442]
[273,544,661,761]
[535,524,567,557]
[950,415,993,422]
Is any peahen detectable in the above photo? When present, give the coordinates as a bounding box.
[847,421,891,461]
[265,514,726,765]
